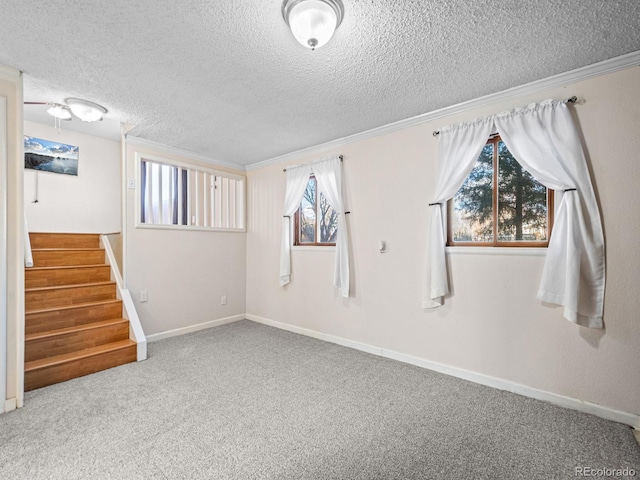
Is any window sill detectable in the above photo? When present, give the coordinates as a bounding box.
[446,246,547,256]
[292,245,336,252]
[135,223,246,233]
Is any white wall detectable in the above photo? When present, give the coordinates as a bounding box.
[124,142,247,337]
[246,67,640,418]
[0,65,24,412]
[24,120,120,233]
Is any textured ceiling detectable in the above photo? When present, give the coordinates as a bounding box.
[1,0,639,166]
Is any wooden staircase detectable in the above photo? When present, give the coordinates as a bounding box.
[25,233,137,391]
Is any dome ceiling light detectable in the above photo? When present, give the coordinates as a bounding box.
[46,103,72,121]
[65,98,107,122]
[282,0,344,50]
[25,98,107,123]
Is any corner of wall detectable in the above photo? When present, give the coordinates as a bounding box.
[0,65,24,411]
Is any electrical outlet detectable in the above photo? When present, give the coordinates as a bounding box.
[221,295,227,305]
[140,290,148,302]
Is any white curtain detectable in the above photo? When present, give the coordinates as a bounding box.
[141,160,151,222]
[314,157,350,297]
[425,100,605,328]
[142,161,179,225]
[494,100,605,328]
[423,118,494,308]
[279,164,313,286]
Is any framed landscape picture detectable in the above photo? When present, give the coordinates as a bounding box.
[24,136,79,176]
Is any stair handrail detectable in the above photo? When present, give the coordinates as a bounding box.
[24,213,33,268]
[100,235,147,362]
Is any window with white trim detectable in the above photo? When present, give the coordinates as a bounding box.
[139,156,245,231]
[448,135,553,246]
[294,175,338,246]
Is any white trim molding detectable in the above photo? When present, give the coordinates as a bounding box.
[246,50,640,171]
[246,314,640,429]
[4,397,17,413]
[121,134,128,289]
[0,65,21,79]
[0,65,25,411]
[101,235,147,362]
[446,247,547,257]
[381,349,639,429]
[146,314,245,343]
[0,96,7,412]
[133,152,247,233]
[247,314,382,356]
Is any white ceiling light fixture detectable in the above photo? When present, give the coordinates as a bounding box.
[46,103,72,121]
[282,0,344,50]
[65,98,107,122]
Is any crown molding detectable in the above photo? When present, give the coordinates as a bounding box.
[126,135,245,171]
[246,50,640,171]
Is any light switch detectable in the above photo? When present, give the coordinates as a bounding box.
[127,178,136,189]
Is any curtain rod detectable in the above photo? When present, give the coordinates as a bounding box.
[283,155,343,172]
[432,96,579,137]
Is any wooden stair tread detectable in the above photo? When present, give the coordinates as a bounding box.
[24,232,136,390]
[26,298,121,315]
[30,232,104,235]
[25,281,116,310]
[29,233,103,249]
[25,339,136,372]
[25,264,112,289]
[26,264,109,271]
[26,318,128,342]
[31,248,104,252]
[30,249,107,267]
[25,280,115,293]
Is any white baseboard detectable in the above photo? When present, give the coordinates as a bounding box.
[246,314,639,429]
[381,349,640,429]
[100,235,147,362]
[146,314,245,343]
[247,314,382,356]
[4,397,17,413]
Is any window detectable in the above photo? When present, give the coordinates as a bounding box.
[138,155,245,231]
[294,175,338,246]
[448,136,553,246]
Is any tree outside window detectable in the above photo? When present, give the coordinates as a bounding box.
[295,175,338,245]
[449,136,553,246]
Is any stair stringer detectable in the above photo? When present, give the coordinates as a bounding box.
[100,235,147,362]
